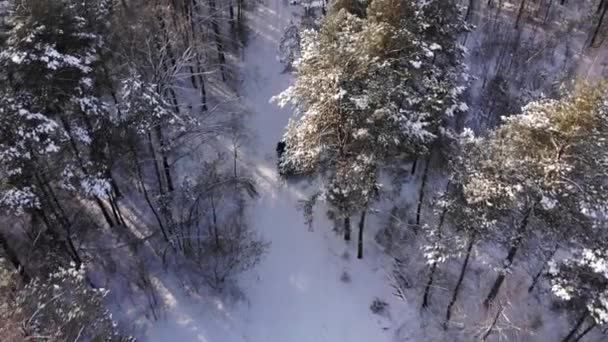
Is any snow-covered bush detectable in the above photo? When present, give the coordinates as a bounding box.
[195,215,269,291]
[370,297,388,316]
[340,270,351,283]
[172,157,268,291]
[0,262,129,341]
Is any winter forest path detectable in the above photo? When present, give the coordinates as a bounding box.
[144,0,414,341]
[230,0,409,341]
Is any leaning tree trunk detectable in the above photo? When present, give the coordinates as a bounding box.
[482,303,504,341]
[572,322,596,342]
[445,232,476,329]
[563,312,588,342]
[591,2,608,47]
[107,192,123,227]
[483,243,519,307]
[544,0,554,22]
[484,207,532,307]
[515,0,527,29]
[357,211,366,259]
[528,245,558,293]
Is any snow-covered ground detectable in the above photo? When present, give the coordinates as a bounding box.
[142,0,416,341]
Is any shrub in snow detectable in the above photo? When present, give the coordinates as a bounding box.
[340,270,351,283]
[370,297,388,316]
[0,262,129,341]
[196,219,269,291]
[172,157,268,291]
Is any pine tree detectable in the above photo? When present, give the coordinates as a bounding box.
[550,248,608,341]
[0,0,117,265]
[445,84,608,309]
[274,0,468,258]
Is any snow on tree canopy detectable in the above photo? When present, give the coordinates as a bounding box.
[551,249,608,325]
[274,0,468,216]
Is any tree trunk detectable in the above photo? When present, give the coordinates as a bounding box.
[189,0,209,112]
[93,196,116,228]
[357,211,366,259]
[209,0,227,81]
[65,232,83,268]
[466,0,476,22]
[445,233,476,329]
[484,206,532,307]
[111,191,127,227]
[229,0,235,26]
[544,0,554,22]
[107,192,126,228]
[591,2,608,47]
[415,156,432,229]
[155,125,174,193]
[211,193,221,250]
[572,323,596,342]
[234,142,238,180]
[421,262,437,309]
[148,132,166,195]
[344,217,351,241]
[563,312,587,342]
[482,304,504,340]
[528,246,558,293]
[61,119,116,228]
[515,0,527,29]
[132,146,170,242]
[484,245,518,307]
[108,172,122,199]
[34,171,83,268]
[197,57,208,112]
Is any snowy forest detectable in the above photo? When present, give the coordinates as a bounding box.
[1,0,608,341]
